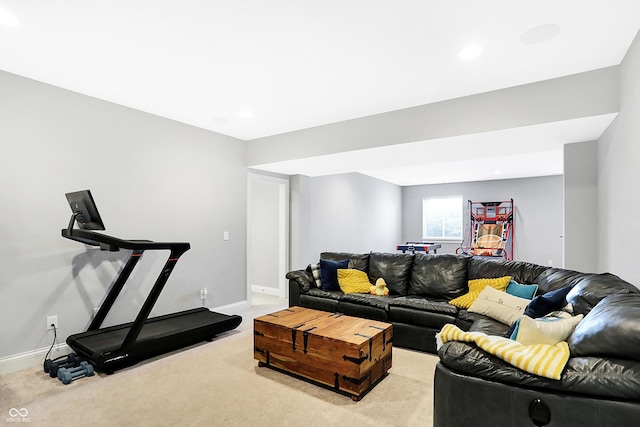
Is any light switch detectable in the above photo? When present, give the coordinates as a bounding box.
[223,231,229,241]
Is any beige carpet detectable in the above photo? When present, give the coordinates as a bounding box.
[0,326,437,426]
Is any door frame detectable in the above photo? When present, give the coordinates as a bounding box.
[247,172,289,301]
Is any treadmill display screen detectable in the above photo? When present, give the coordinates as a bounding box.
[65,190,106,230]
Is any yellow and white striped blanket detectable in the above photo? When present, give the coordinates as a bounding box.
[437,324,570,380]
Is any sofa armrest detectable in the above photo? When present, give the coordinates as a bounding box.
[286,270,314,291]
[286,270,314,306]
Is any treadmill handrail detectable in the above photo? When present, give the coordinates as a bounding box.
[61,228,190,252]
[62,226,193,365]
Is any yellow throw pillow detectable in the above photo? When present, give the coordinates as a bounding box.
[449,276,512,309]
[337,269,372,294]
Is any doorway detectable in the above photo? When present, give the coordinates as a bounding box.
[247,173,289,304]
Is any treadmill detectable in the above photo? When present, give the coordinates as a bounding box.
[62,190,242,373]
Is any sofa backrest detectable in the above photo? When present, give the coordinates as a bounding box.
[368,252,414,296]
[566,272,639,316]
[467,257,550,285]
[314,252,639,311]
[320,252,370,272]
[534,268,584,293]
[408,253,470,300]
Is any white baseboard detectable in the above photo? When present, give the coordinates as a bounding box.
[0,343,71,375]
[251,285,284,298]
[212,299,251,315]
[1,302,251,376]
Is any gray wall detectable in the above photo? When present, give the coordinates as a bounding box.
[247,67,618,166]
[289,173,402,270]
[0,70,248,360]
[564,141,598,272]
[248,64,630,282]
[598,30,640,285]
[402,176,564,267]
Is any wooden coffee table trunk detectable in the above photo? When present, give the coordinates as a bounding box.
[254,306,393,400]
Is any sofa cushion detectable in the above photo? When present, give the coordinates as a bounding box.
[513,314,584,346]
[340,293,391,310]
[468,286,528,325]
[438,341,640,400]
[449,276,511,309]
[468,317,510,336]
[319,258,349,291]
[392,309,456,330]
[569,293,640,361]
[337,268,372,294]
[389,296,458,329]
[408,253,469,299]
[299,287,343,312]
[437,324,571,380]
[566,273,639,316]
[390,296,458,315]
[305,287,343,300]
[454,309,484,331]
[338,294,392,321]
[299,295,340,313]
[368,252,414,296]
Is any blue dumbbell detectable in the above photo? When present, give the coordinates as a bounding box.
[58,361,94,385]
[44,353,82,378]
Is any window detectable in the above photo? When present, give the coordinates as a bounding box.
[423,196,463,240]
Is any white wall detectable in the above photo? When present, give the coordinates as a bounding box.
[402,176,564,267]
[248,175,289,297]
[598,30,640,285]
[289,173,402,269]
[0,70,248,361]
[249,180,280,291]
[289,175,313,271]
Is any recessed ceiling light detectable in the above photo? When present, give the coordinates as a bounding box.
[459,44,483,60]
[238,109,253,118]
[520,24,561,45]
[0,9,19,26]
[211,116,231,125]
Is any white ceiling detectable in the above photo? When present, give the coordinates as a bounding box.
[1,1,639,185]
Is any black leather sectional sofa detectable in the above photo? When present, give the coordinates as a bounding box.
[286,251,640,427]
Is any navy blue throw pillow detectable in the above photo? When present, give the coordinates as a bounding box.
[524,285,573,318]
[505,284,574,338]
[319,259,349,291]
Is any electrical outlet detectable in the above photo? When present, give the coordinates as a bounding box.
[200,288,207,300]
[47,315,58,331]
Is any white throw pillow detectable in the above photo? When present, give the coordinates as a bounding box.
[468,286,529,325]
[515,314,584,346]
